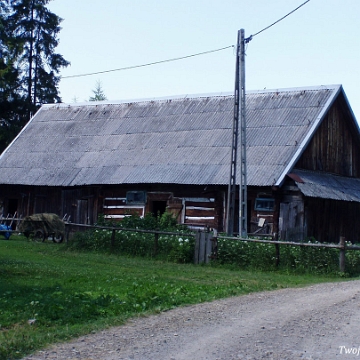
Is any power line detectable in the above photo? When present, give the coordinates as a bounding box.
[62,45,234,79]
[246,0,311,42]
[61,0,311,79]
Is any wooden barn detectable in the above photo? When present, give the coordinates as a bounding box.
[0,84,360,243]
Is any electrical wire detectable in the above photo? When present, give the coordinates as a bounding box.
[248,0,311,40]
[62,45,234,79]
[61,0,311,79]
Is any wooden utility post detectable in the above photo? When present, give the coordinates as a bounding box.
[339,236,346,273]
[227,29,248,237]
[239,29,247,237]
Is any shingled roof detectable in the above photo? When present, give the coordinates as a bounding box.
[0,85,348,187]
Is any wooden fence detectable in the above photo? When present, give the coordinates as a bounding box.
[2,218,360,272]
[63,223,360,272]
[63,222,198,255]
[215,234,360,273]
[64,223,218,265]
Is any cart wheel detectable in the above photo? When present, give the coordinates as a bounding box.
[52,233,64,243]
[33,229,45,242]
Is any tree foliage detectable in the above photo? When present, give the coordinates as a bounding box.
[0,0,69,153]
[89,80,107,102]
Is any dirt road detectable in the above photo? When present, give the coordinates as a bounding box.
[24,280,360,360]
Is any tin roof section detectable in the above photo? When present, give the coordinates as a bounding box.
[291,169,360,203]
[0,85,345,187]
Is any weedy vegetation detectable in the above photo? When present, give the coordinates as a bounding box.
[216,238,360,276]
[1,213,359,359]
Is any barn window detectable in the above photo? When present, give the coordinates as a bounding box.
[254,198,275,212]
[182,197,216,229]
[126,191,146,204]
[103,197,145,219]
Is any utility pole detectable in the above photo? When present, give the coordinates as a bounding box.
[239,29,248,237]
[226,29,248,237]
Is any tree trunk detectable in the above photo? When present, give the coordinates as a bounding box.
[27,1,35,119]
[33,30,40,107]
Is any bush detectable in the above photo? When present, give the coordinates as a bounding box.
[69,217,360,276]
[69,212,194,263]
[278,242,339,274]
[215,237,360,276]
[344,243,360,276]
[216,239,277,271]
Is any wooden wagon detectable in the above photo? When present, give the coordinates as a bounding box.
[19,213,65,243]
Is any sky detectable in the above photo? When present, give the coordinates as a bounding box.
[48,0,360,120]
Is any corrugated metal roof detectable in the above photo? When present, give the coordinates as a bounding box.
[0,85,344,187]
[291,169,360,202]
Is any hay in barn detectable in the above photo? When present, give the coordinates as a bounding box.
[19,213,65,236]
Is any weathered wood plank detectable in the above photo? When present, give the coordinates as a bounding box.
[186,209,216,217]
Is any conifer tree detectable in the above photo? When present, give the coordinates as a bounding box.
[0,1,27,151]
[9,0,70,112]
[89,80,107,102]
[0,0,69,152]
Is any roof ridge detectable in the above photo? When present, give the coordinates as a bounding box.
[43,85,341,109]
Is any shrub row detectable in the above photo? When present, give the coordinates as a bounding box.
[69,214,360,276]
[215,239,357,275]
[69,213,194,263]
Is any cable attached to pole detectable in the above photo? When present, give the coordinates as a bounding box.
[62,45,234,79]
[247,0,311,42]
[61,0,311,79]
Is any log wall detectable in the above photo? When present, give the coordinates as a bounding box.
[297,94,360,176]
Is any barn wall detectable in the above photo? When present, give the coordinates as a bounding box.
[277,177,360,243]
[100,185,280,235]
[277,181,306,241]
[305,198,360,243]
[0,185,62,219]
[297,94,360,176]
[0,183,279,235]
[61,187,100,224]
[100,184,226,231]
[247,187,277,236]
[0,184,227,230]
[0,185,100,225]
[3,181,359,243]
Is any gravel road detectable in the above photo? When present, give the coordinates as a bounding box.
[24,280,360,360]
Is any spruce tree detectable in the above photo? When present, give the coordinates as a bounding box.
[0,0,69,152]
[89,80,107,102]
[9,0,70,111]
[0,1,27,151]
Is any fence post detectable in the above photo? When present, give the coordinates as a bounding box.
[194,230,214,264]
[154,231,159,257]
[339,236,346,273]
[275,243,280,268]
[194,231,201,264]
[204,231,212,264]
[211,229,218,261]
[198,231,206,264]
[110,229,116,252]
[65,223,70,244]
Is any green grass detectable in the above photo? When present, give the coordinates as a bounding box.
[0,235,351,359]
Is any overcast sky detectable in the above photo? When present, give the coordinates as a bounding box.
[48,0,360,121]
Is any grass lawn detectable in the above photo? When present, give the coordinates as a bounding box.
[0,235,351,359]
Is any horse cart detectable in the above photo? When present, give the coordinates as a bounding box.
[19,213,65,243]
